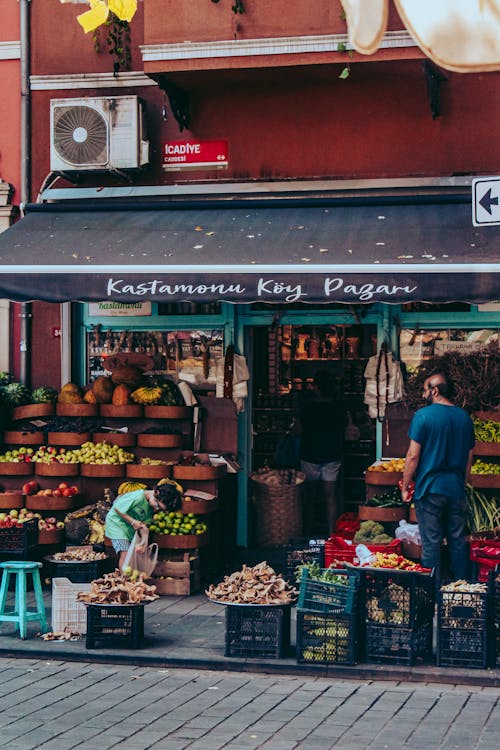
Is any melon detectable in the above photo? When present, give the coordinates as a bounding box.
[92,376,114,403]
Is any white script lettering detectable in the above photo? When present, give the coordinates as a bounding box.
[257,278,306,303]
[324,278,417,301]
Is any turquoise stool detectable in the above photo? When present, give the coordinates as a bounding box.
[0,561,48,638]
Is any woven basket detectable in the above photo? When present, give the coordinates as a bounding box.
[250,469,305,547]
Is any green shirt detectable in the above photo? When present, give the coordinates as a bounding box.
[105,490,153,541]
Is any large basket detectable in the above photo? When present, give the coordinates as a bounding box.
[250,469,305,547]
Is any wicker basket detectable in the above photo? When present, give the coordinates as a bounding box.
[250,469,305,547]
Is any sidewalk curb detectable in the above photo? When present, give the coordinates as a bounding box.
[1,646,497,687]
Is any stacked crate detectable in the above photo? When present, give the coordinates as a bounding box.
[225,603,292,659]
[283,538,325,585]
[437,583,494,669]
[295,568,359,665]
[362,568,435,665]
[149,551,200,596]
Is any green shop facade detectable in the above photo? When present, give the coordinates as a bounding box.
[0,194,498,547]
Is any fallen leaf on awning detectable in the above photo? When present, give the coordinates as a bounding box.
[195,226,203,231]
[319,248,329,253]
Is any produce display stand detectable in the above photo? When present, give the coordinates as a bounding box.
[44,554,108,584]
[148,552,200,596]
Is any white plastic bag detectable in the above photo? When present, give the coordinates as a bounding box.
[121,527,158,578]
[355,544,376,567]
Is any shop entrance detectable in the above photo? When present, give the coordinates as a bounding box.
[250,322,377,539]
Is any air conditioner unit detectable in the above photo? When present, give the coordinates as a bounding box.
[50,95,150,172]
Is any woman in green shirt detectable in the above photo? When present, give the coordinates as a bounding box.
[105,482,181,569]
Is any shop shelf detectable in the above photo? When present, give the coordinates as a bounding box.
[80,464,125,478]
[0,492,24,509]
[99,405,143,418]
[144,406,193,419]
[224,603,291,659]
[473,443,500,456]
[35,463,79,477]
[0,462,33,476]
[48,432,91,446]
[11,404,54,421]
[362,568,435,628]
[3,431,45,445]
[470,475,500,489]
[85,603,145,649]
[151,530,209,549]
[56,404,98,417]
[92,432,137,448]
[365,621,433,666]
[365,470,402,486]
[173,463,227,481]
[296,610,358,665]
[26,494,78,511]
[358,505,407,523]
[137,433,182,448]
[126,464,172,480]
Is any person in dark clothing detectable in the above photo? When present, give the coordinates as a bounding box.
[401,370,475,586]
[297,370,346,536]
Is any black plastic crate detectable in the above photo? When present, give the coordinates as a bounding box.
[296,610,358,665]
[0,519,38,554]
[284,538,325,584]
[438,588,490,630]
[224,604,291,659]
[362,568,435,627]
[49,560,103,583]
[365,621,433,666]
[86,604,144,649]
[297,567,358,616]
[437,626,493,669]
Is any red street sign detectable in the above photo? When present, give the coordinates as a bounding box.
[163,139,228,171]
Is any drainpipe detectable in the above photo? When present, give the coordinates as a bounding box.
[19,0,31,387]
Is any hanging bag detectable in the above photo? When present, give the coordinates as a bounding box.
[121,526,158,577]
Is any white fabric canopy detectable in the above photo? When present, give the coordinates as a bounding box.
[340,0,500,72]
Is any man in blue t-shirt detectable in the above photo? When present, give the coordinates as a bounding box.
[401,370,475,584]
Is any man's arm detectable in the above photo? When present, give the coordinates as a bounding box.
[401,439,421,503]
[465,447,474,485]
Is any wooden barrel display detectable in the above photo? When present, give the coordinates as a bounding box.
[38,528,64,545]
[48,432,91,446]
[151,530,209,549]
[56,404,98,417]
[137,433,182,449]
[35,462,79,477]
[358,505,408,523]
[26,494,77,511]
[3,431,45,445]
[144,406,192,419]
[0,491,24,509]
[0,462,34,475]
[173,464,226,481]
[11,403,54,421]
[99,404,143,418]
[92,432,137,448]
[126,464,172,480]
[80,464,125,478]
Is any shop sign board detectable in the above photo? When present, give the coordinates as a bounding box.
[163,139,228,171]
[88,301,152,316]
[434,340,492,355]
[472,177,500,226]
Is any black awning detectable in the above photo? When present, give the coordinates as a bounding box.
[0,199,498,304]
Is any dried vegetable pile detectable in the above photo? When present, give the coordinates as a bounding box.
[77,570,159,605]
[206,562,297,605]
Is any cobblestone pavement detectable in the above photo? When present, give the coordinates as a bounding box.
[0,658,497,750]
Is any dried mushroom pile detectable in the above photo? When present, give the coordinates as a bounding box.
[206,562,297,605]
[77,570,159,605]
[52,550,107,562]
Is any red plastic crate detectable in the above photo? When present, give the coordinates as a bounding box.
[324,536,402,568]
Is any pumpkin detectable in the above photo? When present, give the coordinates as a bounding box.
[111,384,132,405]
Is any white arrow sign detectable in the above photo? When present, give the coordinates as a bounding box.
[472,177,500,226]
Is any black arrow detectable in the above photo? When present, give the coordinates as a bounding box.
[479,187,499,215]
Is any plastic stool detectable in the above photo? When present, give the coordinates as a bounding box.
[0,561,48,638]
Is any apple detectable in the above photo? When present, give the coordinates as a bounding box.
[43,489,52,496]
[70,486,79,496]
[58,482,69,490]
[56,522,65,529]
[22,480,39,496]
[62,488,73,497]
[52,489,62,497]
[9,509,19,518]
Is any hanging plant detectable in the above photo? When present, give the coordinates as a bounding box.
[77,0,137,33]
[93,12,131,73]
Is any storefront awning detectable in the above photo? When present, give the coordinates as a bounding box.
[0,199,498,304]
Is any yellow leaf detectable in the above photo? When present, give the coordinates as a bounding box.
[109,0,137,22]
[77,1,110,33]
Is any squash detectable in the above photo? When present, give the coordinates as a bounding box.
[83,389,98,404]
[92,375,114,403]
[111,384,132,405]
[110,365,144,388]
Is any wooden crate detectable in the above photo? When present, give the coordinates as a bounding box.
[149,551,200,596]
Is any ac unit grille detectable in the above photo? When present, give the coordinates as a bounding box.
[53,105,108,166]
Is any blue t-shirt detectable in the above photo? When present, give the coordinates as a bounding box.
[408,403,475,500]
